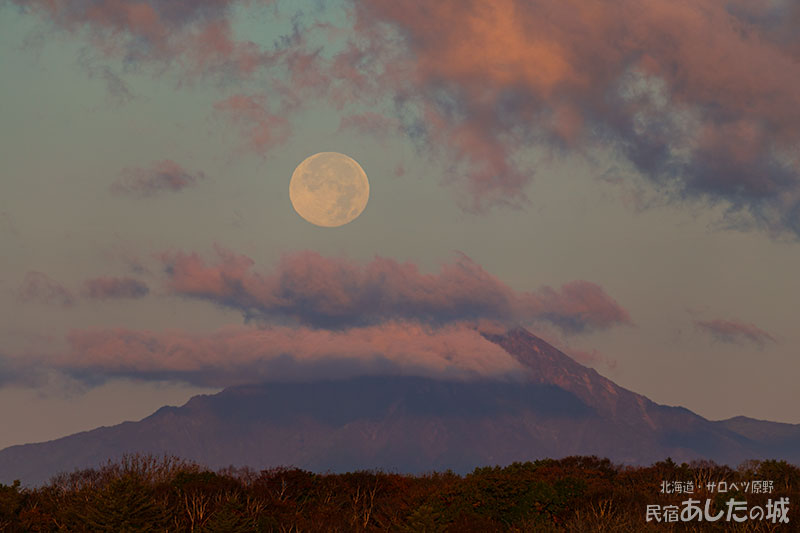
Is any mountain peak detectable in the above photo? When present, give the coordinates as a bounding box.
[482,326,636,419]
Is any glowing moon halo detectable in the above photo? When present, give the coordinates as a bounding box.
[289,152,370,227]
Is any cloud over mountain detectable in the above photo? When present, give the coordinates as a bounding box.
[3,249,629,388]
[62,323,524,386]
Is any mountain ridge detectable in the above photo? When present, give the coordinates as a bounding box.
[1,327,797,486]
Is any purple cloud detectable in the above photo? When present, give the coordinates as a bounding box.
[159,247,632,334]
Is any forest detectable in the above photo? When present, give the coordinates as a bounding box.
[0,454,797,532]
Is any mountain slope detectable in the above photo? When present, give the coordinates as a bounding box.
[1,327,797,486]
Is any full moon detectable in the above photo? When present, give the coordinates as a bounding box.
[289,152,370,227]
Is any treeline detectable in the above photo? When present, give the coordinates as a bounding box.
[0,454,797,532]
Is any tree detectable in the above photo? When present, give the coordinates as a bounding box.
[0,480,23,531]
[81,475,168,532]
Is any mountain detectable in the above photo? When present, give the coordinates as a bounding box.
[1,327,797,486]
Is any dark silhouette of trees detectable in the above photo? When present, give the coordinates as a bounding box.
[0,453,796,531]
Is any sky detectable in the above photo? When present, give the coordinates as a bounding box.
[1,0,799,451]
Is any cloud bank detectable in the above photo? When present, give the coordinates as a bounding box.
[62,323,525,386]
[6,249,629,387]
[160,247,631,334]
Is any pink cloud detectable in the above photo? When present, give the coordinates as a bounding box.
[111,160,206,197]
[16,272,75,307]
[349,0,800,227]
[695,319,776,347]
[530,281,632,334]
[62,322,525,386]
[82,276,149,299]
[159,247,631,334]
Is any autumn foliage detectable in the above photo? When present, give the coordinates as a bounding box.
[0,454,797,532]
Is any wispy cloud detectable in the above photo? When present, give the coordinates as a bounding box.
[695,318,776,347]
[16,272,75,307]
[338,112,400,141]
[213,95,291,155]
[11,0,267,78]
[16,272,151,306]
[111,160,206,198]
[567,348,618,372]
[82,277,150,300]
